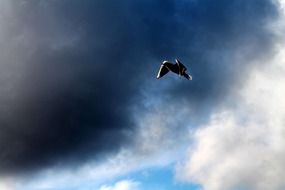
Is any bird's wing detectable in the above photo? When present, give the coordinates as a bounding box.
[175,59,187,75]
[156,64,169,79]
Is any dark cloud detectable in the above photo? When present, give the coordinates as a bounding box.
[0,0,279,175]
[144,0,279,122]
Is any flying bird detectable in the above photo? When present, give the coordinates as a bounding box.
[156,59,192,80]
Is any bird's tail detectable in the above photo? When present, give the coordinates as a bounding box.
[183,73,192,80]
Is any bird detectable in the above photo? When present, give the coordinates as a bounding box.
[156,59,192,80]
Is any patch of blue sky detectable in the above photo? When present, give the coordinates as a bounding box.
[116,165,201,190]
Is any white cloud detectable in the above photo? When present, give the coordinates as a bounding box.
[99,180,140,190]
[0,178,15,190]
[176,5,285,189]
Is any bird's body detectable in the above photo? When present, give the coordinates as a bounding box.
[156,59,192,80]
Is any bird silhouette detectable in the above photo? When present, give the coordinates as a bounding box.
[156,59,192,80]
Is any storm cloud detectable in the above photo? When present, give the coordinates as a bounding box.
[0,0,279,175]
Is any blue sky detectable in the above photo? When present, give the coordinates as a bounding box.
[1,0,285,190]
[96,166,201,190]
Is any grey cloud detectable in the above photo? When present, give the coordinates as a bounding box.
[0,0,279,175]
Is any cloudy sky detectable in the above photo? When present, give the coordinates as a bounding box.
[0,0,285,189]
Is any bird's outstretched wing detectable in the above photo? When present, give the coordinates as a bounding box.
[156,63,169,79]
[175,59,187,75]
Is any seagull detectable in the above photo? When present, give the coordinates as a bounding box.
[156,59,192,80]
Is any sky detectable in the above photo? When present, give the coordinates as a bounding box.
[0,0,285,190]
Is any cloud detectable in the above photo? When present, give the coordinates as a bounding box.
[99,180,140,190]
[0,180,14,190]
[8,108,190,190]
[0,0,280,180]
[176,7,285,189]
